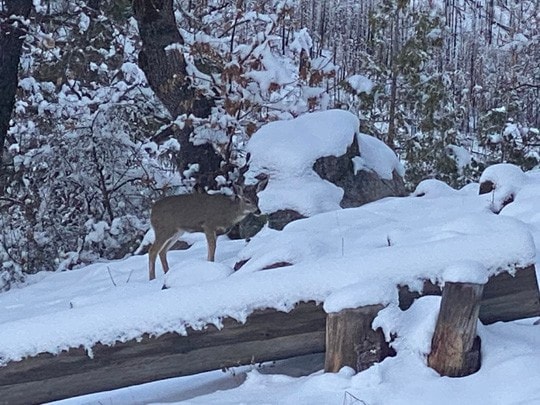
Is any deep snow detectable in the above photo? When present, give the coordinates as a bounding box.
[0,172,536,366]
[0,110,539,404]
[0,164,538,404]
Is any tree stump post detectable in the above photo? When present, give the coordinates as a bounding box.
[428,282,484,377]
[325,304,393,373]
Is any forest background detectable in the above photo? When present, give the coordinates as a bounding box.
[0,0,538,290]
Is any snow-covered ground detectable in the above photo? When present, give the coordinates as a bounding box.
[1,110,539,404]
[0,163,538,404]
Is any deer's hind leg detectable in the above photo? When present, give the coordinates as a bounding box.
[159,232,183,275]
[148,231,181,280]
[148,237,166,281]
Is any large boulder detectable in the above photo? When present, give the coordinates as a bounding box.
[314,135,406,208]
[245,110,407,230]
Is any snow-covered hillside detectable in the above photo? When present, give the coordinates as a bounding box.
[0,163,539,404]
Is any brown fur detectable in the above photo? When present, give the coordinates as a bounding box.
[148,193,257,280]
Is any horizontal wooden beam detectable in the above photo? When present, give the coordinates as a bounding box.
[0,302,326,405]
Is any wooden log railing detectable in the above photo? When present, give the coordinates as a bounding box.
[0,302,325,405]
[399,265,540,324]
[0,265,538,404]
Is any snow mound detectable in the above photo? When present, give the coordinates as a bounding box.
[413,179,457,198]
[246,109,358,216]
[246,110,403,217]
[442,260,489,285]
[247,109,358,177]
[479,163,527,212]
[355,133,404,180]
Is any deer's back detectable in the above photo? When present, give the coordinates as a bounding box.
[151,193,242,234]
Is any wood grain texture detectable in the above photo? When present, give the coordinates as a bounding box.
[324,305,393,373]
[428,282,484,377]
[0,302,325,405]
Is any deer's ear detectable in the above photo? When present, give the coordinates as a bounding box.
[234,184,244,196]
[254,173,269,193]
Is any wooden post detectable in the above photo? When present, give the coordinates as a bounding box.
[399,265,540,324]
[325,305,394,373]
[428,282,484,377]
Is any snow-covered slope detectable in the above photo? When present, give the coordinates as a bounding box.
[0,164,539,405]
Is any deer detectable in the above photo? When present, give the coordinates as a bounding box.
[147,192,258,280]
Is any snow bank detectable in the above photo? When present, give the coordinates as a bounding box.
[237,180,533,274]
[1,175,536,366]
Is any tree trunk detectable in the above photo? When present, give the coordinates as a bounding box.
[0,0,33,174]
[132,0,222,190]
[387,69,398,150]
[386,7,400,151]
[132,0,187,118]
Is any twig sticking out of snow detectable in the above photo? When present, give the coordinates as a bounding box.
[126,268,135,284]
[343,391,369,405]
[107,267,117,287]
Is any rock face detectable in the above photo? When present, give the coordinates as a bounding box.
[263,136,407,230]
[245,110,408,231]
[313,136,407,208]
[267,209,306,231]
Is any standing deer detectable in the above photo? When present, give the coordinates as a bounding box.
[148,192,257,280]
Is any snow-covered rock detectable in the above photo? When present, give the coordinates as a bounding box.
[246,109,406,229]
